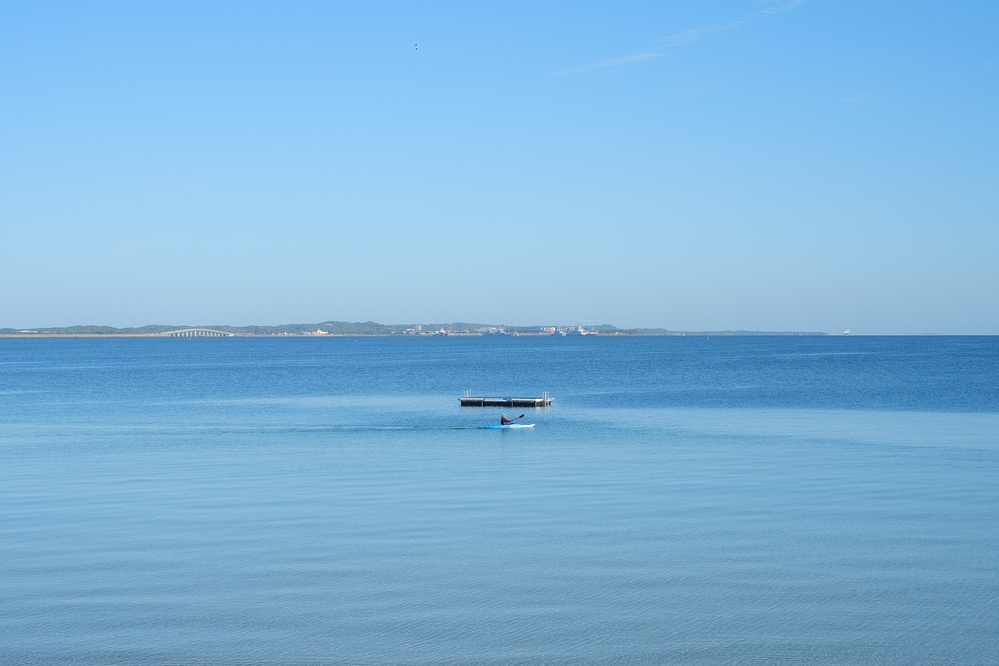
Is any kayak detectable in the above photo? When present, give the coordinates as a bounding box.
[484,423,535,429]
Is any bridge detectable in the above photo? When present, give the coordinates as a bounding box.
[164,328,234,338]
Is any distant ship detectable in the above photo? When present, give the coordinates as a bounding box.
[844,328,850,336]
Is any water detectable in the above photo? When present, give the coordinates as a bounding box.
[1,336,997,664]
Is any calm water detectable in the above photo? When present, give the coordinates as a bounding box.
[1,336,997,665]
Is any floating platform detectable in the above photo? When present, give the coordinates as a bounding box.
[459,391,552,408]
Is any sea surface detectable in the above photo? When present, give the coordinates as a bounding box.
[1,335,997,665]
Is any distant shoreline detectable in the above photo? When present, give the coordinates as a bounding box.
[0,330,856,338]
[0,322,830,338]
[3,330,993,339]
[0,332,830,339]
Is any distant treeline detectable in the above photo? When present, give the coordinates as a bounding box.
[1,321,829,336]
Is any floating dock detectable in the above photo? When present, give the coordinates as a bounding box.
[459,391,552,407]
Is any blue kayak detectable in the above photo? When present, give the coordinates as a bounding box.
[484,423,535,429]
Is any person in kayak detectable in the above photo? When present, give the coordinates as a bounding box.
[501,414,515,425]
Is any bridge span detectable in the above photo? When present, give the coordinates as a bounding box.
[164,328,234,337]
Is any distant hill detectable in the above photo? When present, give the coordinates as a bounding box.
[1,321,829,337]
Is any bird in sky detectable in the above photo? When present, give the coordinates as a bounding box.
[414,43,418,50]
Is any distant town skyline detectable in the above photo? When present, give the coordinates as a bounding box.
[2,2,997,334]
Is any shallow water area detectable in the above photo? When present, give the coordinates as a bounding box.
[1,336,997,664]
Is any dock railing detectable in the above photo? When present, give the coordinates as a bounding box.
[459,390,552,408]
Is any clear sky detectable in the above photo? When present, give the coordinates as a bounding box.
[2,1,997,333]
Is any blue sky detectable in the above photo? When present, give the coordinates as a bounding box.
[2,1,997,333]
